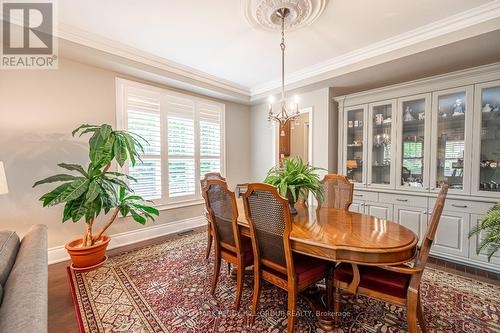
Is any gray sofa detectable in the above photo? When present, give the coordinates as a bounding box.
[0,224,48,333]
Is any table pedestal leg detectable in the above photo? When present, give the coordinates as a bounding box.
[300,286,337,332]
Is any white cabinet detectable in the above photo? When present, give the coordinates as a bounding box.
[394,205,427,244]
[430,86,474,195]
[338,64,500,272]
[364,202,393,220]
[367,100,396,189]
[469,214,500,265]
[349,201,364,213]
[343,105,368,187]
[431,210,470,259]
[471,80,500,198]
[396,94,432,192]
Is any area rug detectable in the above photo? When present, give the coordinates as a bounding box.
[68,231,500,333]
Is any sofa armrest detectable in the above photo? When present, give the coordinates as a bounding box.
[0,224,48,333]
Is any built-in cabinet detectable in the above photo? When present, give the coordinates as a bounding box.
[337,63,500,273]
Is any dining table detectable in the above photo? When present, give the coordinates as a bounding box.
[235,198,419,332]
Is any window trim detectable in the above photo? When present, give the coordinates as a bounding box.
[116,77,226,210]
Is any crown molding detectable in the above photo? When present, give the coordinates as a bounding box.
[250,0,500,97]
[56,23,252,97]
[18,1,499,103]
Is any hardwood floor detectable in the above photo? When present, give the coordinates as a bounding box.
[48,227,499,333]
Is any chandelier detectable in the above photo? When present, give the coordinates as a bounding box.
[267,8,300,129]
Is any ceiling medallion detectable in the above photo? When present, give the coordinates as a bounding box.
[242,0,328,32]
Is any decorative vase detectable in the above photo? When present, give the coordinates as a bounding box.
[65,235,110,270]
[286,191,298,215]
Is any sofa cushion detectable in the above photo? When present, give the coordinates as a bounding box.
[0,231,20,286]
[0,225,48,333]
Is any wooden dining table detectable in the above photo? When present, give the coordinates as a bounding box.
[235,198,418,332]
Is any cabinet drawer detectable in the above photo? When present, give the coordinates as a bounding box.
[352,190,378,202]
[429,198,494,215]
[379,193,428,208]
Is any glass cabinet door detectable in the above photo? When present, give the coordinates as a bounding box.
[344,106,366,185]
[396,94,431,191]
[368,100,395,187]
[431,86,473,193]
[472,81,500,196]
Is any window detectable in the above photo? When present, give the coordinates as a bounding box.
[116,78,225,206]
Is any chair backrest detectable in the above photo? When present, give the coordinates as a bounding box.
[318,174,353,211]
[416,184,448,267]
[200,172,225,192]
[409,184,448,291]
[242,183,294,275]
[202,179,241,251]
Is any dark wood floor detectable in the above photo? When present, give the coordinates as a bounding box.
[48,227,499,333]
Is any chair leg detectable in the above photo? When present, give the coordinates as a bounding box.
[417,291,427,333]
[333,284,341,329]
[234,257,244,311]
[250,269,261,324]
[205,226,212,259]
[287,285,297,333]
[406,291,418,333]
[211,251,221,296]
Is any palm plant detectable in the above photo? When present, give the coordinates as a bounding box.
[264,157,325,208]
[33,124,159,247]
[469,202,500,261]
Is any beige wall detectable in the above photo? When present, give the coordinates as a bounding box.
[289,112,310,163]
[0,58,251,248]
[249,87,338,181]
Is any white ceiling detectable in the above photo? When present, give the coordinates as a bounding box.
[58,0,496,94]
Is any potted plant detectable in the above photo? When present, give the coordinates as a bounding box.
[264,157,324,214]
[33,124,159,269]
[469,202,500,261]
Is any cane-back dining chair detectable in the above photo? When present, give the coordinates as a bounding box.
[242,183,333,333]
[333,184,448,333]
[318,174,353,211]
[202,179,253,310]
[200,172,225,259]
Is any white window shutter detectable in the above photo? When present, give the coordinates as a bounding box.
[199,102,222,177]
[166,95,196,198]
[126,87,162,200]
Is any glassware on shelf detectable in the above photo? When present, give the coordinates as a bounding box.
[346,108,365,183]
[400,98,426,188]
[371,103,392,185]
[435,91,467,189]
[478,85,500,192]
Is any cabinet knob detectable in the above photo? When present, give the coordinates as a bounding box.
[354,194,364,197]
[431,187,435,190]
[396,198,408,202]
[425,187,429,190]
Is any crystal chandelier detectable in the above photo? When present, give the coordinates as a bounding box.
[267,8,300,130]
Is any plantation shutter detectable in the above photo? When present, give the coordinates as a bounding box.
[199,102,223,177]
[126,87,162,200]
[166,95,196,198]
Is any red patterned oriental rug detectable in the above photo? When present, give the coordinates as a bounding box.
[67,231,500,332]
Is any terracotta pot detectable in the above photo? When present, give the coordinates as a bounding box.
[65,236,110,269]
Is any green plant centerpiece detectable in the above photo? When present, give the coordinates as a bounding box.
[469,202,500,261]
[33,124,159,269]
[264,157,324,214]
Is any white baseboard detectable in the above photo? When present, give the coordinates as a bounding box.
[48,215,206,265]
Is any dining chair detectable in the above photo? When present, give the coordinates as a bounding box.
[332,184,449,333]
[200,172,226,259]
[242,183,333,333]
[318,174,353,211]
[202,179,253,310]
